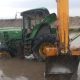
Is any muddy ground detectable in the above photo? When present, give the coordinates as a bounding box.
[0,58,79,80]
[0,58,44,80]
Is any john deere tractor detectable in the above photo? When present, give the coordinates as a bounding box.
[21,8,57,60]
[0,8,57,59]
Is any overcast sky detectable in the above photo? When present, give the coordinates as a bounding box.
[0,0,80,19]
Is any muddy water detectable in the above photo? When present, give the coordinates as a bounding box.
[0,58,45,80]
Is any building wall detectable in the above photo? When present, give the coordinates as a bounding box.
[0,17,79,28]
[0,19,22,27]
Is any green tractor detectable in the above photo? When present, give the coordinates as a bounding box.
[0,8,57,59]
[21,8,57,60]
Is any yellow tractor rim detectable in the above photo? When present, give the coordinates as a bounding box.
[39,42,55,59]
[0,51,10,58]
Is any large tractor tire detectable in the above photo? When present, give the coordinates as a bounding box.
[7,39,24,59]
[32,34,56,61]
[0,45,16,58]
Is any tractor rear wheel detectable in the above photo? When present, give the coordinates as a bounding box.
[0,44,16,58]
[32,34,56,61]
[0,50,14,58]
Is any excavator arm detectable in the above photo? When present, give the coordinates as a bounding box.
[45,0,80,80]
[43,0,69,57]
[57,0,69,53]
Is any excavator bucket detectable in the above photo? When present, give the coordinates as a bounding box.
[45,56,79,80]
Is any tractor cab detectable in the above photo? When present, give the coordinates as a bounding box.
[21,8,49,35]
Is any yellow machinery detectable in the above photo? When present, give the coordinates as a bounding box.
[57,0,69,53]
[45,0,80,80]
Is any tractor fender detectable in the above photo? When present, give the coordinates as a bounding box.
[35,23,51,38]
